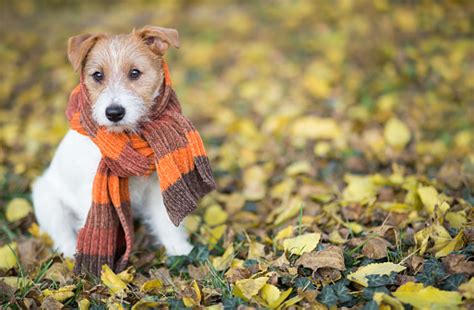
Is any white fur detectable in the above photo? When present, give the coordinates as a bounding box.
[32,130,193,258]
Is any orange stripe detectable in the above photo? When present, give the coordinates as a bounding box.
[93,128,128,160]
[92,170,110,205]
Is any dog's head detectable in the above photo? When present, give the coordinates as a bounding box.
[67,26,179,132]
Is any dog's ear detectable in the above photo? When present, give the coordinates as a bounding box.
[67,34,104,72]
[135,26,180,55]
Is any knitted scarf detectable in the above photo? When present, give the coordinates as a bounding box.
[66,62,216,276]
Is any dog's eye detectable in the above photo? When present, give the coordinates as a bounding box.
[92,71,104,82]
[129,69,142,80]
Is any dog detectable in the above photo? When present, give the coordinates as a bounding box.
[32,26,194,258]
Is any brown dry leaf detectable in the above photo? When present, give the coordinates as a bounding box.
[44,262,73,285]
[442,254,474,275]
[41,296,63,310]
[361,237,392,259]
[295,245,344,271]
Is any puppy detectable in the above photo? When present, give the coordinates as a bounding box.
[32,26,193,258]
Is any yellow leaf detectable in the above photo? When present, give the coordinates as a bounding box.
[328,230,346,245]
[260,284,280,306]
[274,197,303,226]
[373,292,403,310]
[78,299,90,310]
[384,117,411,150]
[291,116,341,140]
[42,284,76,302]
[274,225,295,249]
[285,161,311,176]
[0,276,32,289]
[347,262,406,287]
[393,282,462,309]
[233,277,268,300]
[417,185,438,215]
[140,279,163,293]
[0,242,17,270]
[269,288,292,309]
[202,224,227,247]
[314,141,331,157]
[435,230,464,258]
[283,233,321,255]
[459,278,474,299]
[277,295,303,310]
[243,165,267,201]
[6,198,32,222]
[344,222,364,234]
[445,211,467,229]
[117,266,135,283]
[270,179,295,200]
[342,175,377,203]
[212,244,234,271]
[414,226,431,255]
[248,241,266,260]
[204,204,228,226]
[100,264,127,297]
[183,280,201,307]
[131,301,160,310]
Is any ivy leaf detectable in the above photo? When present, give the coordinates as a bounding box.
[361,300,379,310]
[317,285,338,307]
[440,274,467,291]
[366,272,397,287]
[415,257,446,286]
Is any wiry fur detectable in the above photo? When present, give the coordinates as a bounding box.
[32,27,193,258]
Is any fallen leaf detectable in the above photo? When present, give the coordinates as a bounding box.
[42,285,75,302]
[384,117,411,150]
[393,281,462,309]
[260,284,292,309]
[361,237,391,259]
[283,233,321,255]
[183,280,201,307]
[0,242,18,270]
[101,264,128,297]
[347,262,406,287]
[243,165,267,201]
[435,230,464,258]
[417,185,439,215]
[44,262,73,285]
[248,241,266,260]
[140,279,163,294]
[212,244,234,271]
[458,278,474,299]
[296,245,344,271]
[291,116,341,140]
[342,175,378,203]
[78,299,90,310]
[273,197,303,226]
[204,204,228,226]
[6,198,33,222]
[233,277,269,300]
[373,292,403,310]
[285,161,312,176]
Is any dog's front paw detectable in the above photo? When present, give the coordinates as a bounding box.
[166,241,193,256]
[57,241,77,258]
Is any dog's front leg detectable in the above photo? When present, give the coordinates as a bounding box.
[136,178,193,256]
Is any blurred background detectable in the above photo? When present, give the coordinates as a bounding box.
[1,1,473,201]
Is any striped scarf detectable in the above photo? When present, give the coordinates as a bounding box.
[66,62,215,276]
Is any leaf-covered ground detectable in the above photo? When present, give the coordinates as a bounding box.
[1,1,473,309]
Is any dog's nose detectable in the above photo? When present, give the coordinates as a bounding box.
[105,105,125,122]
